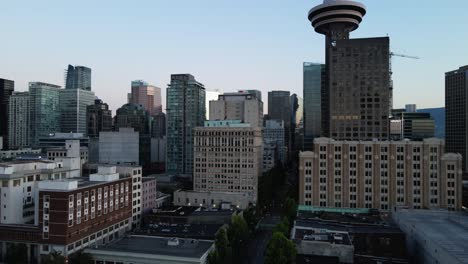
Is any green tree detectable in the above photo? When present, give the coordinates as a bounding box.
[273,217,290,237]
[283,197,297,223]
[264,232,296,264]
[68,250,94,264]
[243,207,258,234]
[208,228,233,264]
[227,214,249,263]
[42,251,66,264]
[5,243,28,264]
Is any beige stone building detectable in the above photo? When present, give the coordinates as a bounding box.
[193,120,263,204]
[299,138,463,211]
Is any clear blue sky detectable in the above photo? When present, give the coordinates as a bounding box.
[1,0,467,113]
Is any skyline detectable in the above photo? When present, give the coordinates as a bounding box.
[1,0,468,113]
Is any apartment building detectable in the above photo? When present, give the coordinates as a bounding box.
[299,138,463,211]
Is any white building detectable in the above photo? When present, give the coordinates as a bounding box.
[205,89,221,120]
[0,159,79,224]
[115,165,143,228]
[45,140,84,177]
[99,128,139,165]
[8,92,31,149]
[209,91,263,128]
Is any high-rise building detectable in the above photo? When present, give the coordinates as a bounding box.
[193,120,262,203]
[65,65,91,91]
[308,1,391,141]
[130,80,162,115]
[446,65,468,177]
[268,91,292,157]
[59,88,96,134]
[263,119,286,165]
[303,63,325,150]
[114,103,151,167]
[209,90,263,127]
[166,74,205,175]
[29,82,61,146]
[299,138,463,211]
[151,112,166,139]
[86,99,113,138]
[8,92,30,149]
[0,78,14,149]
[99,128,139,165]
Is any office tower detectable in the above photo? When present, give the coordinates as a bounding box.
[114,103,151,135]
[65,64,91,90]
[205,89,222,120]
[264,119,286,165]
[114,103,151,167]
[8,92,30,149]
[166,74,205,175]
[308,1,391,141]
[390,110,435,141]
[303,63,325,150]
[299,138,463,211]
[0,78,14,149]
[193,120,262,203]
[151,112,166,139]
[86,99,113,138]
[130,80,162,115]
[419,107,445,138]
[268,91,292,157]
[99,128,140,165]
[59,88,96,134]
[210,90,263,127]
[446,66,468,177]
[29,82,61,146]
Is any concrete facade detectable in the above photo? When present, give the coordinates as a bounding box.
[193,122,262,204]
[209,90,263,128]
[299,138,463,211]
[8,92,31,149]
[99,128,139,165]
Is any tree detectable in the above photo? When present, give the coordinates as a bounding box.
[227,214,249,263]
[283,197,297,223]
[68,250,94,264]
[273,217,290,237]
[243,207,258,234]
[264,232,296,264]
[208,229,233,264]
[42,251,66,264]
[5,243,28,264]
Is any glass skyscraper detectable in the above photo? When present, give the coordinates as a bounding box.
[166,74,205,175]
[29,82,61,146]
[0,78,14,148]
[59,89,95,134]
[303,62,325,150]
[65,65,91,91]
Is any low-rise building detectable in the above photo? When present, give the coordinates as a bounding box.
[142,177,157,213]
[0,148,42,161]
[173,189,251,210]
[393,208,468,264]
[299,138,463,211]
[85,235,214,264]
[0,159,80,224]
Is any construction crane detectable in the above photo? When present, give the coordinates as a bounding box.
[390,52,420,60]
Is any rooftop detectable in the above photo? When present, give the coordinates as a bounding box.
[137,223,223,239]
[394,209,468,264]
[87,235,213,259]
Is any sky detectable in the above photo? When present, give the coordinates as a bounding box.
[1,0,467,113]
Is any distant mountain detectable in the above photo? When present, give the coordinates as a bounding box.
[418,107,445,138]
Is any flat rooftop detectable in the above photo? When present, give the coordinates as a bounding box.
[394,209,468,264]
[90,235,213,259]
[138,223,223,239]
